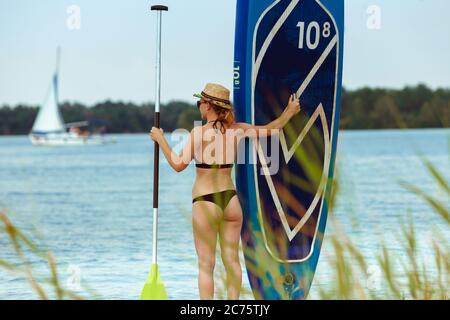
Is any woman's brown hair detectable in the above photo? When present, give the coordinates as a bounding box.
[211,104,235,133]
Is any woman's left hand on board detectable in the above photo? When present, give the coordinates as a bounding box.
[149,127,164,143]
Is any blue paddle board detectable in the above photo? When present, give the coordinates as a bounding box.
[233,0,344,300]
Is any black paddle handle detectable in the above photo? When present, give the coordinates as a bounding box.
[153,112,160,209]
[151,5,168,11]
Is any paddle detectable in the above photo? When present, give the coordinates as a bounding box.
[140,4,169,300]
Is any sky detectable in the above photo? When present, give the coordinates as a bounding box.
[0,0,449,106]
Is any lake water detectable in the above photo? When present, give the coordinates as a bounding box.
[0,129,449,300]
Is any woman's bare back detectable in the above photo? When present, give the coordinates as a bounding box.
[192,122,245,198]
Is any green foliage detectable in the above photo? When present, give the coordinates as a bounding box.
[314,159,450,300]
[177,109,202,131]
[0,100,197,135]
[1,85,449,135]
[340,84,450,129]
[0,105,38,135]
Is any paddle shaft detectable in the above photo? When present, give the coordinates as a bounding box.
[151,5,168,265]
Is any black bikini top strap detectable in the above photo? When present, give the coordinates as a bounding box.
[211,119,226,134]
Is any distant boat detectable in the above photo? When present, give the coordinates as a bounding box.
[29,48,112,146]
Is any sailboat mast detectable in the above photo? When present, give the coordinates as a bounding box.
[52,46,65,130]
[56,46,61,74]
[54,47,60,104]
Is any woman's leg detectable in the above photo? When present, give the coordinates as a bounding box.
[192,201,221,300]
[219,196,243,300]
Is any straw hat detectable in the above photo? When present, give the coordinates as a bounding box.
[193,83,232,109]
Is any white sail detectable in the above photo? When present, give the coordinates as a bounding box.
[29,47,113,146]
[31,74,65,133]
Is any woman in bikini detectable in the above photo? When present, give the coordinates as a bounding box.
[149,83,300,300]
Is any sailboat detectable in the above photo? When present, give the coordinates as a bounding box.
[29,48,110,146]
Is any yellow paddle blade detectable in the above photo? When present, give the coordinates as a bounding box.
[140,263,168,300]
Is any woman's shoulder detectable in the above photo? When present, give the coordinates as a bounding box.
[230,122,251,130]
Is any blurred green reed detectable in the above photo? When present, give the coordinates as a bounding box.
[180,104,449,300]
[318,158,448,300]
[0,211,98,300]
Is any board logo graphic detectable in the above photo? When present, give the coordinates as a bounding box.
[251,0,340,262]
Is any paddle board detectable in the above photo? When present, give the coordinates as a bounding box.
[234,0,344,299]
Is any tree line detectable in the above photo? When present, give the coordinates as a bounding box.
[0,84,448,135]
